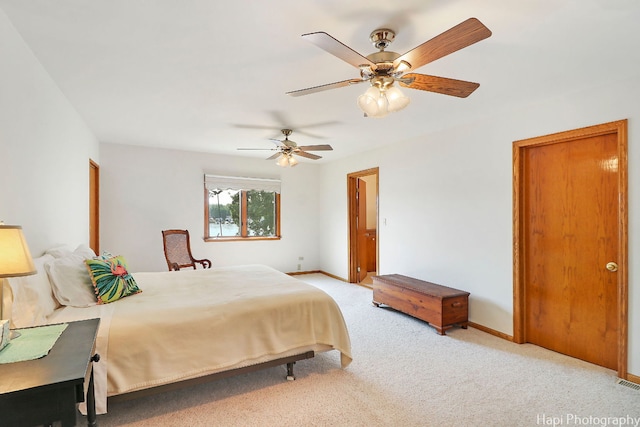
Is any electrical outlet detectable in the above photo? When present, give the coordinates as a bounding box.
[298,256,304,261]
[297,264,302,271]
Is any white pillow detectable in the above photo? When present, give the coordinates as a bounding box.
[44,244,73,258]
[45,246,98,308]
[73,244,97,259]
[7,254,59,328]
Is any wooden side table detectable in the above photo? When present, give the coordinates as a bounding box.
[0,318,100,427]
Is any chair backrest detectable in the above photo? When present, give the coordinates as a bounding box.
[161,229,211,271]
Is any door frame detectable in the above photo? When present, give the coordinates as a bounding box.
[347,167,379,283]
[512,119,628,378]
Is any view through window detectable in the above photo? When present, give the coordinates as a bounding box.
[204,175,281,240]
[208,189,240,237]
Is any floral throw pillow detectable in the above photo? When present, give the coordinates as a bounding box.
[85,255,141,304]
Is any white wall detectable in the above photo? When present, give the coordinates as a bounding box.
[0,9,99,255]
[318,74,640,376]
[99,143,320,273]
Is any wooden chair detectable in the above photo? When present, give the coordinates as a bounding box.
[161,229,212,271]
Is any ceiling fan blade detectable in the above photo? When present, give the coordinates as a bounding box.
[394,18,491,71]
[399,73,480,98]
[233,124,282,131]
[296,144,333,151]
[295,151,322,160]
[237,148,278,151]
[266,153,282,160]
[233,112,340,139]
[287,78,365,97]
[266,112,340,138]
[293,130,328,139]
[302,32,375,69]
[293,123,340,139]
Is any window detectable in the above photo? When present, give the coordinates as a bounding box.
[204,175,281,241]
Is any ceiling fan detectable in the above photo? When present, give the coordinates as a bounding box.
[287,18,492,118]
[237,129,333,167]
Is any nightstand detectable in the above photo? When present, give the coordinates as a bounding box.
[0,318,100,427]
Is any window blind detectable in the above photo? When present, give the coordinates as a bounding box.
[204,174,281,193]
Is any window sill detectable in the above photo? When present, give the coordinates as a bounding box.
[204,236,281,242]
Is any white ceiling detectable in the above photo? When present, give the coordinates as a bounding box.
[2,0,639,163]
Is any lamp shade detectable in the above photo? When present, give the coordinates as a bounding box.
[0,225,36,278]
[357,86,388,118]
[276,154,289,167]
[385,86,410,112]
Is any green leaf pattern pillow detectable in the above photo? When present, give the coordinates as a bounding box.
[85,255,141,304]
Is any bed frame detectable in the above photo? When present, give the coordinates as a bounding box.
[108,351,315,403]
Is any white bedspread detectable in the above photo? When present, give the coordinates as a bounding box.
[47,265,352,414]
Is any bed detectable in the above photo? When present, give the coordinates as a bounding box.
[3,245,352,415]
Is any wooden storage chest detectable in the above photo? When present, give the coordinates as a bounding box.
[372,274,469,335]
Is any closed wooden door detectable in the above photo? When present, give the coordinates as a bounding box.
[514,120,627,374]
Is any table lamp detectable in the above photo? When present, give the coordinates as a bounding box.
[0,223,36,340]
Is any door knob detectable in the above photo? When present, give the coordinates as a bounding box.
[606,262,618,272]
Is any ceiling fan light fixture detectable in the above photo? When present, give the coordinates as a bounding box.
[277,153,298,167]
[357,83,409,118]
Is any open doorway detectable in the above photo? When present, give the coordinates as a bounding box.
[347,167,379,285]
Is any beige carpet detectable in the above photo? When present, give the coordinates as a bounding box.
[88,273,639,427]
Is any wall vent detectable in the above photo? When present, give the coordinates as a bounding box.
[617,379,640,391]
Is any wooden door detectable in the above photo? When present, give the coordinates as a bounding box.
[514,120,628,375]
[357,178,368,283]
[89,160,100,254]
[365,230,377,272]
